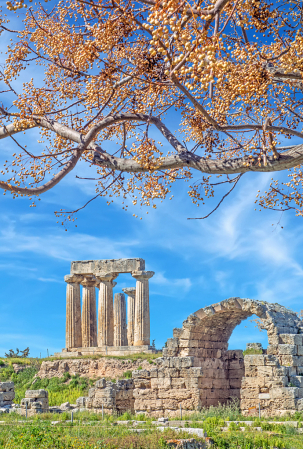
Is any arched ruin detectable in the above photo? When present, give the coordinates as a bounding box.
[73,297,303,417]
[163,297,303,416]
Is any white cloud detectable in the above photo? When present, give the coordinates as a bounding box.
[38,277,62,283]
[152,271,192,296]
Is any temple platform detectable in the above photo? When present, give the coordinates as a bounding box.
[54,345,158,358]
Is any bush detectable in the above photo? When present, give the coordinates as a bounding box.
[123,370,132,379]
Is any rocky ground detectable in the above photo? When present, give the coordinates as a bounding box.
[37,357,157,379]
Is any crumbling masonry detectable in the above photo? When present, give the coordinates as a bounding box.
[79,297,303,417]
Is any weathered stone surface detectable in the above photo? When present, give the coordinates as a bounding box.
[81,277,97,347]
[71,258,145,275]
[97,273,117,347]
[123,288,136,346]
[132,271,154,346]
[114,293,127,347]
[19,389,49,415]
[65,275,82,349]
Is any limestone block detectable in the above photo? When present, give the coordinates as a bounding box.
[297,346,303,356]
[228,361,244,371]
[76,397,86,407]
[95,379,107,388]
[184,378,199,389]
[172,357,194,368]
[0,392,15,402]
[163,368,181,378]
[280,355,303,367]
[264,355,279,366]
[149,368,158,378]
[133,389,157,399]
[200,359,225,369]
[273,367,288,377]
[268,335,279,345]
[155,357,169,367]
[0,382,14,392]
[151,378,171,389]
[94,387,116,399]
[240,398,260,409]
[134,398,163,411]
[180,367,203,377]
[279,334,303,345]
[267,345,278,355]
[132,369,150,379]
[229,369,243,379]
[264,376,288,389]
[229,379,242,389]
[198,378,213,389]
[171,378,186,389]
[257,366,273,377]
[229,388,241,398]
[278,344,297,355]
[133,379,151,389]
[212,379,230,389]
[285,366,303,377]
[297,398,303,411]
[92,397,115,408]
[289,376,303,388]
[244,355,265,366]
[244,366,257,377]
[242,377,265,389]
[240,387,261,399]
[25,390,48,399]
[158,389,192,400]
[206,389,230,400]
[271,387,299,399]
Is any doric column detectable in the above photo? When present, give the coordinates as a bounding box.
[113,293,127,346]
[132,271,154,346]
[122,287,136,346]
[95,272,118,347]
[81,276,97,347]
[64,274,83,350]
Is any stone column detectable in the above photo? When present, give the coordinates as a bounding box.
[113,293,127,346]
[81,277,97,347]
[132,271,154,346]
[64,274,83,350]
[95,273,118,347]
[122,287,136,346]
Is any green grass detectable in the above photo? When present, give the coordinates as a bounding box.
[242,348,263,356]
[1,412,303,448]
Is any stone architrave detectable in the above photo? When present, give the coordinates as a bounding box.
[131,271,154,346]
[95,273,118,347]
[64,274,83,349]
[81,277,97,347]
[114,293,127,346]
[122,288,136,346]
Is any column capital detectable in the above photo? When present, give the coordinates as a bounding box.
[95,272,118,282]
[122,287,136,298]
[64,274,83,284]
[132,270,154,280]
[81,276,96,287]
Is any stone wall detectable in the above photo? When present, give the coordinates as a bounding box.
[38,358,153,379]
[241,334,303,417]
[0,382,15,411]
[76,298,303,417]
[20,389,49,416]
[78,378,134,414]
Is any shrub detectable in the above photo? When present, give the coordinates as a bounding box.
[123,370,132,379]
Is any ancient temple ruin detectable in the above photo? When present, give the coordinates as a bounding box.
[55,258,155,357]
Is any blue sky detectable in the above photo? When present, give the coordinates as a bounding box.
[1,5,303,358]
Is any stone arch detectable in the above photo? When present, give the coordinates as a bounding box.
[163,298,303,415]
